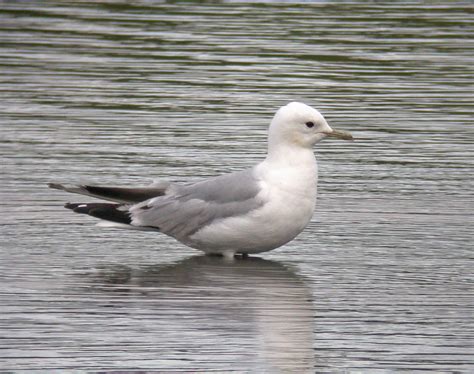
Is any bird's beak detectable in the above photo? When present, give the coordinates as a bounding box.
[323,128,353,141]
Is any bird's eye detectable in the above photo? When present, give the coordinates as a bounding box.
[305,121,315,128]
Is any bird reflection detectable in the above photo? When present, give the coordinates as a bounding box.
[86,255,315,372]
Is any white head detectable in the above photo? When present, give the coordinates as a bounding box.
[268,102,352,151]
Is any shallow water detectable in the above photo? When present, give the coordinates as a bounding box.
[1,1,473,372]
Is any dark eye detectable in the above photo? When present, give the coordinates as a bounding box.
[305,121,314,128]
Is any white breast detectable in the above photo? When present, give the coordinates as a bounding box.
[189,157,318,254]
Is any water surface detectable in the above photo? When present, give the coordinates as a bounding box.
[0,1,473,372]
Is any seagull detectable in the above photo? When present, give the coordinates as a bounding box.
[49,102,353,258]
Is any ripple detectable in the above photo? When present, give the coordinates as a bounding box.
[0,1,472,372]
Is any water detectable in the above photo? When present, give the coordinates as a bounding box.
[1,1,473,372]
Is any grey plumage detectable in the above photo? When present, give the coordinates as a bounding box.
[131,169,264,244]
[50,168,264,245]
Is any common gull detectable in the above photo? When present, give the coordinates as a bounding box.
[49,102,353,257]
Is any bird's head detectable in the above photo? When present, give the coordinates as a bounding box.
[269,102,353,149]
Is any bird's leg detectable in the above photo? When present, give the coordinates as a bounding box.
[222,250,236,260]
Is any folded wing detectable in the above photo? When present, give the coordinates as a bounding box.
[50,169,265,244]
[130,169,265,242]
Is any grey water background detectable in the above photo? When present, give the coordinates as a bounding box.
[1,1,473,372]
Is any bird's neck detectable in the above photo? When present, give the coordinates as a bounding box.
[265,141,317,169]
[260,143,318,199]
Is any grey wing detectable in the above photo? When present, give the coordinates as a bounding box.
[130,168,265,241]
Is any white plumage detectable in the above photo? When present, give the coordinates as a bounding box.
[50,102,353,257]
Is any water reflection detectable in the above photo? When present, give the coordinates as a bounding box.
[85,255,315,372]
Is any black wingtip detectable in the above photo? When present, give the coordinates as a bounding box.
[48,183,63,190]
[63,202,131,225]
[89,207,132,225]
[83,185,165,203]
[64,202,76,210]
[64,202,92,213]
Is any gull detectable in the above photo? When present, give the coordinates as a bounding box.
[49,102,353,257]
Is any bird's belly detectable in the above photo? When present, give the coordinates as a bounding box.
[188,187,316,254]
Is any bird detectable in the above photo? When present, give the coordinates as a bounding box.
[49,102,353,258]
